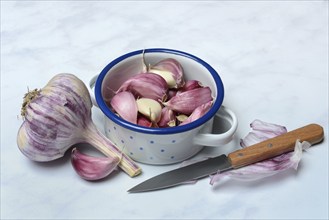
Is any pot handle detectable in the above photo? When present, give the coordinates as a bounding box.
[193,106,238,147]
[88,75,99,107]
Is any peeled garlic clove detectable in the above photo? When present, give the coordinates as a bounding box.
[158,107,176,127]
[110,91,138,124]
[163,87,213,115]
[71,148,120,181]
[136,98,162,123]
[149,58,185,89]
[116,73,168,101]
[176,114,188,123]
[179,101,212,126]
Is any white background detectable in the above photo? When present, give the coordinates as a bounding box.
[1,1,328,219]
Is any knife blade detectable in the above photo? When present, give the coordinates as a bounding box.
[128,123,324,193]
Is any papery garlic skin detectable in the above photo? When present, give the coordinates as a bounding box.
[210,141,311,184]
[136,98,162,123]
[116,73,168,101]
[71,148,120,181]
[163,87,213,115]
[209,120,306,185]
[148,58,185,89]
[17,73,141,177]
[240,119,288,148]
[111,91,138,124]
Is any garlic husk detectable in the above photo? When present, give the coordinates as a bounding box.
[136,98,162,123]
[17,73,141,177]
[163,87,213,115]
[210,140,310,185]
[179,101,212,126]
[209,120,306,185]
[71,148,120,181]
[148,58,185,89]
[240,119,288,148]
[158,107,176,127]
[110,91,138,124]
[116,73,168,101]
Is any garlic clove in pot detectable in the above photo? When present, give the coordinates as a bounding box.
[136,98,162,123]
[163,87,213,115]
[179,80,202,93]
[158,106,176,127]
[179,101,213,126]
[148,58,185,89]
[137,115,153,127]
[110,91,138,124]
[71,148,120,181]
[116,73,168,101]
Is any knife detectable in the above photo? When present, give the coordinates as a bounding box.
[128,123,324,193]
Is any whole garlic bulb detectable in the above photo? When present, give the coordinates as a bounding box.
[17,73,141,177]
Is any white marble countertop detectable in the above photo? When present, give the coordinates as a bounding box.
[1,1,328,219]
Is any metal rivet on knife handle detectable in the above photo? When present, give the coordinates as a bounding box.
[228,123,324,169]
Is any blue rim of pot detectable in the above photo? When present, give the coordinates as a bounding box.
[95,48,224,134]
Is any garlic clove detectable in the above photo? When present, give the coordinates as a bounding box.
[176,114,189,123]
[136,98,162,123]
[158,107,176,127]
[181,80,202,92]
[110,91,138,124]
[179,101,213,126]
[116,73,168,101]
[148,58,185,89]
[163,87,213,115]
[148,69,177,89]
[166,89,178,100]
[137,115,153,127]
[71,148,120,181]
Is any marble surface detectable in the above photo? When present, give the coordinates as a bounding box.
[1,1,328,219]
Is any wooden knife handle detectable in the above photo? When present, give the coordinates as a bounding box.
[228,123,324,169]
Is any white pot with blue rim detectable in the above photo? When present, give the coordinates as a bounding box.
[90,48,238,165]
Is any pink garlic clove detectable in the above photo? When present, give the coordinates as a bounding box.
[179,101,213,126]
[158,107,176,127]
[137,115,153,127]
[166,89,178,100]
[148,58,185,89]
[116,73,168,101]
[177,80,202,95]
[163,87,213,115]
[110,91,138,124]
[71,148,120,181]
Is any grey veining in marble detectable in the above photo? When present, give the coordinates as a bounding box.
[1,1,328,219]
